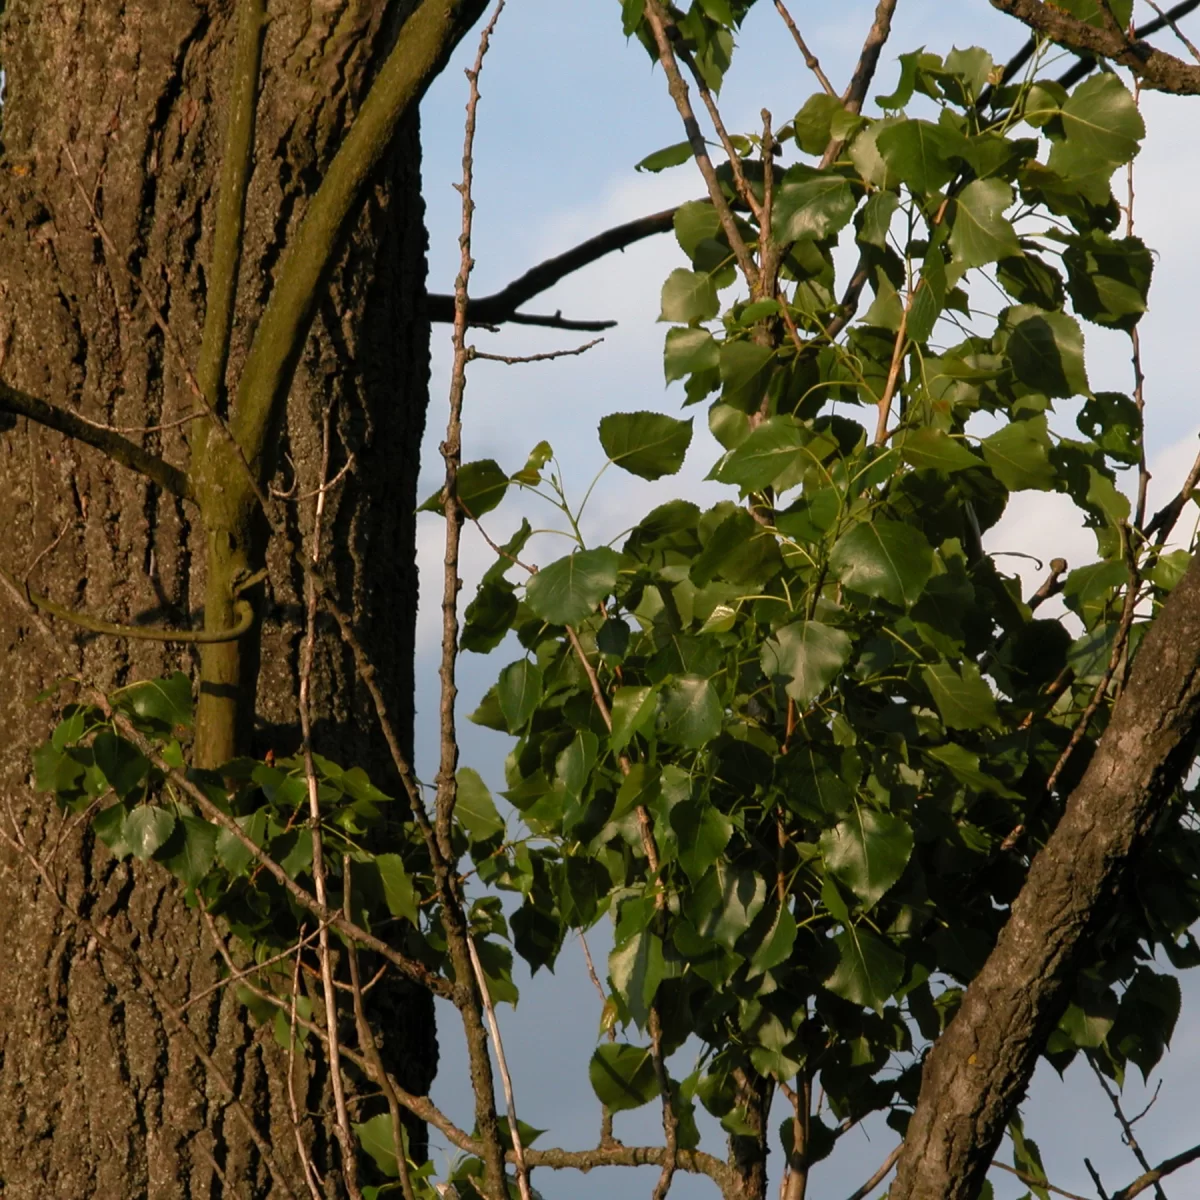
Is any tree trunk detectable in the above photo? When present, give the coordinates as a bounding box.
[0,2,436,1195]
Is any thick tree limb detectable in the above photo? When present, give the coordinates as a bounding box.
[426,205,680,328]
[0,379,193,500]
[891,551,1200,1198]
[230,0,491,477]
[990,0,1200,92]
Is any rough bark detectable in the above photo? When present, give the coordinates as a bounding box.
[892,553,1200,1199]
[990,0,1200,93]
[0,2,437,1195]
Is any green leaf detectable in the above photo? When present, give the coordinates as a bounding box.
[461,580,517,653]
[354,1112,402,1178]
[875,119,960,193]
[1004,307,1089,398]
[158,814,218,886]
[996,253,1066,310]
[981,414,1055,491]
[526,547,620,626]
[761,621,852,706]
[455,768,504,842]
[497,659,542,732]
[660,268,719,323]
[770,167,856,243]
[589,1043,661,1112]
[820,808,913,910]
[922,662,1000,730]
[857,190,900,249]
[672,801,733,882]
[635,140,693,172]
[1063,231,1153,331]
[420,459,508,518]
[93,804,133,858]
[123,806,176,859]
[117,672,193,730]
[823,927,905,1011]
[665,326,719,384]
[709,415,804,490]
[899,428,982,473]
[1048,74,1144,178]
[657,675,723,748]
[599,411,694,480]
[92,732,150,800]
[609,930,665,1028]
[690,862,766,950]
[375,853,419,925]
[829,519,934,608]
[216,807,267,876]
[748,904,797,980]
[512,443,553,486]
[611,687,658,753]
[950,179,1020,268]
[793,93,844,156]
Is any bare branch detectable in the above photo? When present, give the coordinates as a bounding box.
[642,0,760,286]
[469,337,604,365]
[1114,1143,1200,1199]
[0,379,192,500]
[297,408,360,1198]
[774,1,837,95]
[345,860,418,1200]
[437,9,513,1198]
[1088,1055,1167,1200]
[992,1160,1093,1200]
[466,934,533,1200]
[842,0,901,114]
[426,206,679,327]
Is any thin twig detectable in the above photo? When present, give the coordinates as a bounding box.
[642,0,760,287]
[286,931,325,1200]
[345,857,417,1200]
[1144,443,1200,544]
[1089,1056,1168,1200]
[438,8,513,1197]
[469,337,604,365]
[297,407,360,1198]
[993,1160,1093,1200]
[466,934,534,1200]
[1145,0,1200,61]
[177,922,327,1015]
[774,1,837,95]
[1113,1143,1200,1200]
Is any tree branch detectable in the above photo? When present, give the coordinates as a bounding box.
[891,551,1200,1199]
[0,379,192,500]
[1113,1142,1200,1199]
[425,205,681,327]
[990,0,1200,92]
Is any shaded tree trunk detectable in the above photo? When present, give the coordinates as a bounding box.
[0,1,437,1194]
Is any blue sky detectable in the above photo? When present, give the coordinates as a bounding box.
[411,4,1200,1197]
